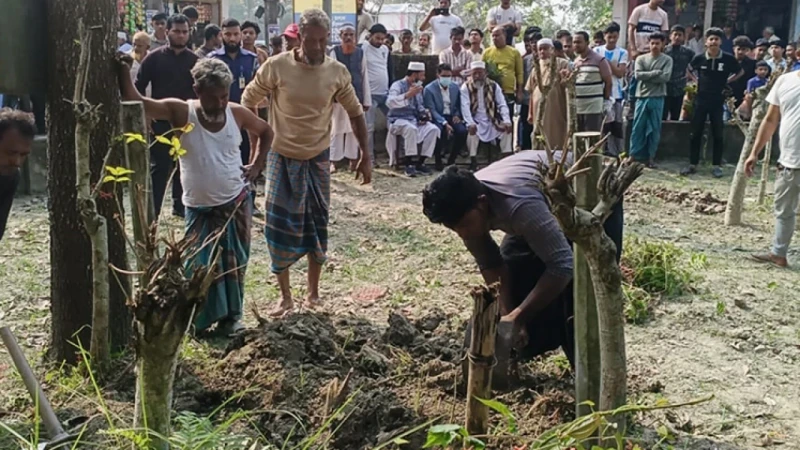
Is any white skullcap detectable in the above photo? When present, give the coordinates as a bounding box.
[408,61,426,72]
[117,31,127,40]
[538,38,554,48]
[471,60,486,70]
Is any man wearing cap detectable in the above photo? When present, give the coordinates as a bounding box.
[283,23,300,52]
[363,23,393,165]
[754,38,770,61]
[460,60,512,171]
[386,61,440,176]
[526,39,570,150]
[330,23,371,171]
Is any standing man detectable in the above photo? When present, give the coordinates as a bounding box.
[627,0,668,59]
[418,32,433,55]
[730,36,756,108]
[283,24,301,51]
[721,21,736,55]
[754,38,770,61]
[241,8,371,317]
[386,62,440,176]
[136,13,198,217]
[129,31,151,92]
[518,30,542,151]
[364,24,393,165]
[439,27,472,85]
[556,30,575,61]
[483,27,524,120]
[396,29,421,55]
[681,27,743,178]
[663,24,694,120]
[149,12,169,49]
[120,57,273,335]
[420,0,463,55]
[486,0,523,46]
[329,23,371,171]
[767,40,787,72]
[527,39,570,149]
[242,21,270,65]
[196,24,221,58]
[594,22,629,155]
[356,0,373,43]
[571,31,613,132]
[745,68,800,267]
[629,32,671,167]
[0,109,35,242]
[460,61,513,171]
[687,24,705,55]
[467,28,485,60]
[181,5,202,49]
[424,63,467,170]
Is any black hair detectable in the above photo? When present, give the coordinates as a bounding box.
[438,63,453,73]
[400,28,413,37]
[755,60,770,69]
[593,30,605,41]
[705,27,724,39]
[152,12,168,23]
[241,20,261,35]
[221,18,241,29]
[692,23,702,31]
[385,34,395,44]
[181,5,199,20]
[167,14,190,30]
[0,108,36,141]
[270,36,283,46]
[204,24,221,41]
[555,29,572,40]
[649,32,666,42]
[724,20,735,29]
[526,31,543,42]
[604,22,621,34]
[369,23,388,35]
[469,28,484,38]
[771,39,786,49]
[524,26,542,36]
[733,35,754,49]
[553,40,564,51]
[575,31,590,42]
[451,26,465,37]
[422,166,485,227]
[670,24,686,34]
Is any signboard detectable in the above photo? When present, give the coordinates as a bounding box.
[293,0,322,23]
[330,0,356,44]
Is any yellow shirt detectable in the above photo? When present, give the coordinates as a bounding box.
[241,50,364,160]
[483,46,523,95]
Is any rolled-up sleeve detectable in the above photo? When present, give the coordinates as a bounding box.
[242,60,275,109]
[511,198,573,279]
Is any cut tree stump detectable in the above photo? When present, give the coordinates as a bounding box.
[465,284,500,436]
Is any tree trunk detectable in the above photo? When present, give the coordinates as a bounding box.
[725,100,768,225]
[47,0,129,364]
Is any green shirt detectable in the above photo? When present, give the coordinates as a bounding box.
[635,53,673,98]
[483,45,524,95]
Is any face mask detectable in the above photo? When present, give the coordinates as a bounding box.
[439,77,452,87]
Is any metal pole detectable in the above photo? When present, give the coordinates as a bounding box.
[0,327,74,446]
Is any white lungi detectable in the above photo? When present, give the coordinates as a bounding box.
[467,131,512,156]
[385,119,440,166]
[330,132,360,161]
[460,80,513,157]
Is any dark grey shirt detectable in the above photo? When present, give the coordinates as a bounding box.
[467,150,573,279]
[0,170,20,241]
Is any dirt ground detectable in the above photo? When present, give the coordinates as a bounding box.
[0,159,799,449]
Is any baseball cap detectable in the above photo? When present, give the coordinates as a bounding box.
[283,23,299,39]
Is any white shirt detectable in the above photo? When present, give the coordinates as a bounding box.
[440,84,451,115]
[429,14,463,54]
[767,72,800,169]
[687,38,704,56]
[460,81,511,142]
[486,5,523,44]
[594,45,628,100]
[363,43,390,95]
[628,4,669,53]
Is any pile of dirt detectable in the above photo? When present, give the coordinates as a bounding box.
[627,186,727,215]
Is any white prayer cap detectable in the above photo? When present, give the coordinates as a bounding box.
[408,61,426,72]
[117,31,127,40]
[339,22,356,31]
[538,38,554,48]
[470,61,486,70]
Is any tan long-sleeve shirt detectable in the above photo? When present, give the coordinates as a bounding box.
[241,50,364,160]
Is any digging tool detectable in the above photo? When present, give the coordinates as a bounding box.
[0,327,78,449]
[461,320,513,390]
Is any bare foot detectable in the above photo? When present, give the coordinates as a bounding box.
[330,163,338,174]
[305,295,323,310]
[269,299,295,318]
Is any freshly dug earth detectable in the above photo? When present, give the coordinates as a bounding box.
[627,186,727,215]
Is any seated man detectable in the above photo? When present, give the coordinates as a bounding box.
[422,151,623,366]
[386,61,441,177]
[459,60,513,171]
[424,63,468,170]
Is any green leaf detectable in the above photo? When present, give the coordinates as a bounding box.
[155,135,172,145]
[475,397,517,433]
[767,281,778,290]
[123,132,146,145]
[392,437,410,445]
[102,175,116,183]
[657,424,670,439]
[464,435,486,449]
[115,176,131,183]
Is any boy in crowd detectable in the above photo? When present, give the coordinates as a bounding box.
[730,36,756,109]
[738,61,770,119]
[594,22,628,155]
[663,24,694,120]
[630,32,671,167]
[687,24,704,55]
[754,38,770,61]
[767,40,787,72]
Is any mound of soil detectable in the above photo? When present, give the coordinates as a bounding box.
[628,186,727,215]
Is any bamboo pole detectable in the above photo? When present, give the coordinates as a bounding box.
[757,139,772,205]
[121,101,154,273]
[572,131,602,418]
[465,284,500,436]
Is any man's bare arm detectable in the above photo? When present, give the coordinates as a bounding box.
[627,23,637,55]
[750,104,781,159]
[117,57,186,126]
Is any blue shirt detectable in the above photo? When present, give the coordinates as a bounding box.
[387,78,426,123]
[747,76,767,93]
[209,48,258,104]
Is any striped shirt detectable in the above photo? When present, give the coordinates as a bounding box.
[439,46,473,85]
[573,51,611,115]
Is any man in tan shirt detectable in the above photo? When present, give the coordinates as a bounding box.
[242,8,371,318]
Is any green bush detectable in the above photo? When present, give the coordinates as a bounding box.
[622,238,706,297]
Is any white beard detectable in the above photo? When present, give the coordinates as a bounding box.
[474,80,485,88]
[199,107,225,124]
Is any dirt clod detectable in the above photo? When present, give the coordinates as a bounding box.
[384,312,421,346]
[628,186,727,215]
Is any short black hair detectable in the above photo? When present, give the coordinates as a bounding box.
[469,28,484,38]
[181,5,199,20]
[575,31,590,42]
[152,12,168,23]
[0,108,36,141]
[451,26,465,37]
[438,63,453,73]
[167,14,190,29]
[593,30,605,41]
[671,24,686,34]
[270,36,283,47]
[755,60,771,70]
[555,29,572,40]
[649,32,666,42]
[553,40,564,51]
[524,26,542,36]
[604,22,621,34]
[221,18,241,29]
[733,35,754,49]
[692,23,703,31]
[705,27,724,39]
[771,39,786,49]
[385,34,395,44]
[241,20,261,35]
[204,24,221,41]
[422,166,485,227]
[400,28,413,37]
[369,23,388,35]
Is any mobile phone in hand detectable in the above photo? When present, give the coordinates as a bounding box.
[434,7,448,15]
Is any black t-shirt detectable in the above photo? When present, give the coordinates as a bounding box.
[729,57,756,104]
[0,169,20,242]
[690,51,741,97]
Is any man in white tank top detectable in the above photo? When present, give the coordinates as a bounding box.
[117,56,275,336]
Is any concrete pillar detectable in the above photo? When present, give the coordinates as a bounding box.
[704,0,714,31]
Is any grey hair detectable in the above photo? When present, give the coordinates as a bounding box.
[299,8,331,35]
[191,58,234,91]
